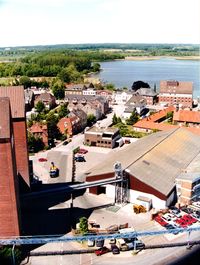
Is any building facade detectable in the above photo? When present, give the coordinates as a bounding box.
[158,80,193,108]
[84,126,121,148]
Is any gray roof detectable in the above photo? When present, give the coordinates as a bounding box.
[137,88,157,97]
[86,128,200,196]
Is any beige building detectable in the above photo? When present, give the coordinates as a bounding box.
[84,126,121,148]
[159,80,193,108]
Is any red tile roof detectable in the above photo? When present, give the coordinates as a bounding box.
[0,97,11,139]
[133,120,178,131]
[173,110,200,123]
[29,123,44,133]
[160,81,193,94]
[0,86,25,118]
[143,106,175,122]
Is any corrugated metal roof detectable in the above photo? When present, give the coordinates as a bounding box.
[0,97,11,139]
[86,128,200,196]
[0,86,25,118]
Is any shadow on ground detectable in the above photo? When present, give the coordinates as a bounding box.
[20,181,112,236]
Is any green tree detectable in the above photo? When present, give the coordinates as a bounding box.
[28,133,44,153]
[0,246,23,265]
[92,62,100,72]
[51,79,65,99]
[35,100,45,113]
[126,110,139,125]
[87,114,96,126]
[58,68,71,83]
[79,217,88,235]
[112,113,118,125]
[19,76,32,89]
[58,103,69,119]
[105,83,115,91]
[46,112,61,140]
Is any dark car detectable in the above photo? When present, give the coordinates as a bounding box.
[75,156,86,162]
[62,141,69,145]
[181,206,193,214]
[164,224,179,234]
[96,239,105,248]
[111,244,120,255]
[94,246,109,256]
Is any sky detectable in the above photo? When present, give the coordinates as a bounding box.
[0,0,200,47]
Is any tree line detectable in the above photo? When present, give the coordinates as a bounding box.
[0,50,124,79]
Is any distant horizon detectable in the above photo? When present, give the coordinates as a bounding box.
[0,42,200,49]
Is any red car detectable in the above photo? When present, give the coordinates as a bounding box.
[182,214,197,224]
[38,158,47,162]
[94,247,109,256]
[78,148,88,154]
[155,216,168,226]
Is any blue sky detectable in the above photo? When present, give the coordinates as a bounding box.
[0,0,200,47]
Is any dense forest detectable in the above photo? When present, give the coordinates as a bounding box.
[0,50,124,79]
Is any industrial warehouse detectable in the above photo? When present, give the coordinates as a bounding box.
[86,128,200,210]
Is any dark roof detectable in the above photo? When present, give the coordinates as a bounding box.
[0,86,25,118]
[137,88,157,97]
[0,97,11,139]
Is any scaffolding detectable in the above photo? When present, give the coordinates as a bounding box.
[114,162,129,205]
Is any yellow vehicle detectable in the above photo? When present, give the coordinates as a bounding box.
[50,162,59,178]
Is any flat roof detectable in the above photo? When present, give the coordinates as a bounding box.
[86,126,119,134]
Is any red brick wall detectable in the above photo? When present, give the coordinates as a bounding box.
[129,175,166,200]
[0,140,20,236]
[13,119,30,186]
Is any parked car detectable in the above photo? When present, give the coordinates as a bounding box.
[94,247,109,256]
[117,239,128,251]
[126,239,145,250]
[78,148,88,154]
[75,155,86,162]
[38,157,47,162]
[109,238,116,244]
[181,206,193,214]
[170,206,181,217]
[96,239,105,248]
[111,244,120,254]
[164,224,179,234]
[155,215,168,226]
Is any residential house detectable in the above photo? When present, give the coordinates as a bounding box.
[29,123,48,146]
[65,94,109,120]
[68,109,87,131]
[159,80,193,108]
[137,87,158,105]
[34,91,56,109]
[113,91,133,105]
[84,126,121,148]
[123,93,147,119]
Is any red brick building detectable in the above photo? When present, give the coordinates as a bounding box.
[159,80,193,108]
[0,86,30,236]
[0,86,30,186]
[0,98,21,236]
